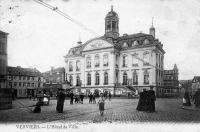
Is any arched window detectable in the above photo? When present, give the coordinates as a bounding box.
[76,60,80,71]
[123,72,128,85]
[122,54,128,67]
[143,52,149,66]
[87,73,91,85]
[76,75,80,86]
[86,56,91,68]
[69,61,73,72]
[103,54,108,67]
[132,53,139,67]
[69,75,73,86]
[104,72,108,85]
[133,70,138,85]
[95,55,100,67]
[143,69,149,84]
[95,72,100,85]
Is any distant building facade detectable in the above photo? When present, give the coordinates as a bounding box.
[191,76,200,95]
[7,66,43,98]
[64,7,165,96]
[42,67,65,96]
[0,30,12,109]
[162,64,179,97]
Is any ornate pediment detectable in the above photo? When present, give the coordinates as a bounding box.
[82,39,113,51]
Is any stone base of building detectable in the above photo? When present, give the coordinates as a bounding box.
[0,88,12,110]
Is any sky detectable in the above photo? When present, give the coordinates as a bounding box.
[0,0,200,80]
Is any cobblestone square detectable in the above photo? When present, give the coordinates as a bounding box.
[0,98,200,123]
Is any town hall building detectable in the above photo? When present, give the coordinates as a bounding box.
[64,6,165,96]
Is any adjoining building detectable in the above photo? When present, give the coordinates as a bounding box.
[64,6,165,96]
[191,76,200,95]
[42,67,65,96]
[162,64,179,97]
[0,30,12,109]
[7,66,43,98]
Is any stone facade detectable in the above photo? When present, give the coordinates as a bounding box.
[7,66,43,98]
[64,7,165,96]
[162,64,179,97]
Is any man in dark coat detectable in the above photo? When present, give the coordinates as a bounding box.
[136,89,148,111]
[147,86,156,112]
[89,93,93,104]
[183,92,191,106]
[193,89,200,108]
[80,93,84,104]
[70,91,74,105]
[56,89,66,113]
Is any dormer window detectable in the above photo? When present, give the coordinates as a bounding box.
[132,41,138,46]
[123,42,128,47]
[143,39,150,45]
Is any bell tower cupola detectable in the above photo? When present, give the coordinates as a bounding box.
[149,17,155,38]
[105,5,119,39]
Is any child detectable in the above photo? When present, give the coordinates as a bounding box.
[97,93,105,116]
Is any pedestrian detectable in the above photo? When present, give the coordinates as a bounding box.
[75,94,79,103]
[183,92,191,106]
[92,93,96,104]
[70,91,74,105]
[97,93,105,116]
[136,89,148,111]
[33,102,41,113]
[108,91,111,101]
[192,89,200,108]
[56,89,66,113]
[80,93,84,104]
[147,86,156,112]
[89,93,93,104]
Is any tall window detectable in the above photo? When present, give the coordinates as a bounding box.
[69,61,73,72]
[69,75,73,86]
[76,60,80,71]
[132,53,138,67]
[143,52,149,66]
[144,69,149,84]
[104,72,108,85]
[76,75,80,86]
[122,55,128,67]
[86,56,91,68]
[123,72,128,85]
[95,72,100,85]
[103,54,108,67]
[94,55,100,67]
[133,70,138,85]
[87,73,91,85]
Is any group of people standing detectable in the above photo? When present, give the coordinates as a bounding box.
[182,89,200,108]
[88,93,96,104]
[136,86,156,112]
[69,92,85,104]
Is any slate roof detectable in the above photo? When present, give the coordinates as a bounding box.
[192,76,200,83]
[7,66,42,77]
[65,32,164,57]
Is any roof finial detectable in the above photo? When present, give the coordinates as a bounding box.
[111,5,113,12]
[77,32,82,45]
[152,17,154,27]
